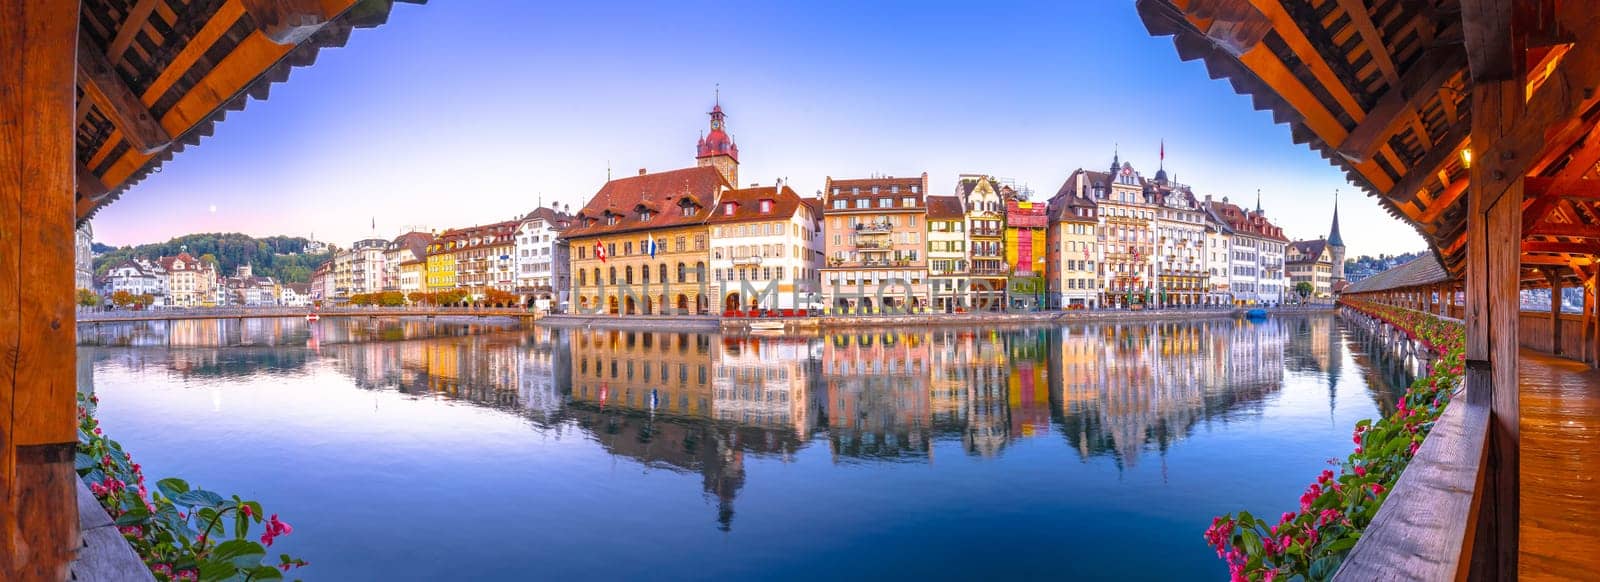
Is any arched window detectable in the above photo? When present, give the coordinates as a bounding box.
[578,270,586,286]
[609,266,617,285]
[677,262,686,283]
[625,266,633,284]
[641,265,650,284]
[658,263,667,283]
[695,262,706,282]
[593,268,601,287]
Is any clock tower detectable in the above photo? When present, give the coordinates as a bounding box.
[695,94,740,187]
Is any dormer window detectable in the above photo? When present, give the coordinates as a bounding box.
[851,187,860,195]
[723,202,736,216]
[871,186,879,195]
[606,215,619,226]
[759,199,772,213]
[681,203,695,217]
[891,185,900,194]
[639,210,653,221]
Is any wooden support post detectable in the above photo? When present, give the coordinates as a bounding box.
[1549,269,1564,355]
[0,0,81,578]
[1584,274,1595,365]
[1465,77,1522,580]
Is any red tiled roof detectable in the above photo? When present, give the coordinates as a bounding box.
[563,166,730,238]
[705,185,810,225]
[1208,199,1288,241]
[389,231,434,258]
[158,252,208,272]
[926,195,964,219]
[523,206,574,230]
[1288,240,1329,263]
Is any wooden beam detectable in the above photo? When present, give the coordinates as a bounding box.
[1387,117,1471,202]
[1525,176,1600,200]
[1339,47,1468,164]
[76,161,108,201]
[105,0,160,64]
[75,32,169,155]
[1419,178,1470,227]
[1523,241,1600,255]
[0,0,83,578]
[1462,0,1515,82]
[1530,223,1600,239]
[240,0,346,45]
[1522,255,1578,266]
[1475,7,1600,211]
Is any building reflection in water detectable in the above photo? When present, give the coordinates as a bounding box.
[80,314,1395,531]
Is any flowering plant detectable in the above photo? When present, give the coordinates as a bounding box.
[77,392,308,581]
[1203,299,1464,580]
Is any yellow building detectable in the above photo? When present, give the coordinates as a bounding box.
[565,166,727,315]
[568,329,717,416]
[425,233,459,291]
[1005,199,1048,310]
[563,102,741,315]
[1046,181,1102,309]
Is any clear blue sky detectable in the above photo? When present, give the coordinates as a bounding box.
[93,0,1424,259]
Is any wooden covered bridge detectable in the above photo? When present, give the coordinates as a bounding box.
[3,0,422,577]
[1139,0,1600,578]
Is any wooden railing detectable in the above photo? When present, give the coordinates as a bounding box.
[1518,310,1585,357]
[1334,376,1490,580]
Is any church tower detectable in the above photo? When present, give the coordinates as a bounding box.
[695,93,739,187]
[1328,190,1347,284]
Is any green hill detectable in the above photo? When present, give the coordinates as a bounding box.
[94,233,333,283]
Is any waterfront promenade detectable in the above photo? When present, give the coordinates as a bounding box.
[77,306,537,323]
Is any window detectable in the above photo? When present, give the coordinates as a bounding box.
[878,198,892,208]
[902,197,914,207]
[855,199,868,209]
[832,200,845,209]
[759,199,772,213]
[724,202,736,215]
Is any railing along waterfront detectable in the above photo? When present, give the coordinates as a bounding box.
[78,306,536,323]
[1331,300,1486,581]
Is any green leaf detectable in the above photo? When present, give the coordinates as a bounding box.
[212,539,266,568]
[196,558,237,582]
[157,477,190,499]
[1323,535,1359,554]
[75,452,97,471]
[248,565,284,580]
[114,506,150,526]
[176,489,225,508]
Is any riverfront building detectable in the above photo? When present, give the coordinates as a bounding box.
[1005,199,1048,309]
[1204,194,1288,305]
[447,220,519,298]
[514,205,573,308]
[1149,176,1209,307]
[1044,180,1101,309]
[820,174,931,313]
[958,174,1008,310]
[382,231,434,293]
[1286,239,1334,299]
[925,196,969,312]
[425,231,459,292]
[708,184,824,312]
[158,252,217,308]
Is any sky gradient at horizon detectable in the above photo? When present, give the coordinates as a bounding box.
[91,0,1425,259]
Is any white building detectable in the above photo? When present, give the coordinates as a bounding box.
[1204,195,1288,305]
[75,221,94,292]
[102,258,164,299]
[514,206,573,306]
[348,238,387,296]
[280,283,311,307]
[708,184,823,312]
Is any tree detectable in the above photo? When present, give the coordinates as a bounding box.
[76,288,100,308]
[135,293,154,308]
[408,291,428,306]
[111,290,135,308]
[1294,281,1314,301]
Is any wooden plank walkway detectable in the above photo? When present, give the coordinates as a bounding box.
[70,478,155,581]
[1519,350,1600,580]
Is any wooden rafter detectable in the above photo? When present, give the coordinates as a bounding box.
[1524,241,1600,255]
[1475,8,1600,211]
[1387,118,1471,203]
[1527,176,1600,199]
[240,0,342,46]
[1419,179,1469,227]
[1531,223,1600,239]
[75,33,169,155]
[1338,47,1467,164]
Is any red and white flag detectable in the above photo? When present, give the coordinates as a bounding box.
[595,241,607,263]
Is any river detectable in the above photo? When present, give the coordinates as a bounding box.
[77,313,1410,580]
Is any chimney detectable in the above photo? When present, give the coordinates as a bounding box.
[638,168,647,176]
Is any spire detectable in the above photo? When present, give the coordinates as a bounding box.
[1255,189,1262,214]
[1110,143,1120,174]
[1328,189,1345,247]
[1154,139,1168,183]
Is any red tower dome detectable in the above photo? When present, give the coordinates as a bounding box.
[696,103,739,162]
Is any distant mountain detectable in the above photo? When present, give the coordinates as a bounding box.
[90,242,116,254]
[93,233,333,283]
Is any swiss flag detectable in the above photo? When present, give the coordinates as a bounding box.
[595,241,607,263]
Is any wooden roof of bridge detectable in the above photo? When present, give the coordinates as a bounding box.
[74,0,424,225]
[1136,0,1600,287]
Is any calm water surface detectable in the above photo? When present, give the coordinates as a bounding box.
[78,314,1412,580]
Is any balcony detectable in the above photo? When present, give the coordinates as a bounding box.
[971,227,1002,237]
[970,266,1008,276]
[854,223,892,234]
[854,239,893,250]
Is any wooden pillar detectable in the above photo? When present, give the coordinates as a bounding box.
[0,0,81,577]
[1549,269,1564,355]
[1584,274,1595,365]
[1465,77,1522,580]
